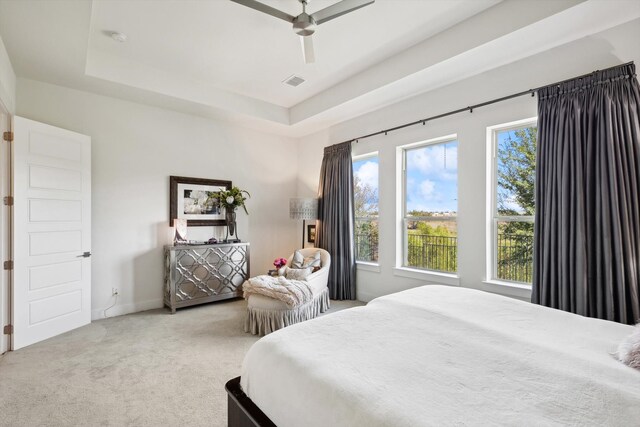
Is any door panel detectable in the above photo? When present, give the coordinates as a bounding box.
[29,260,82,291]
[13,116,91,350]
[29,165,82,191]
[29,199,82,222]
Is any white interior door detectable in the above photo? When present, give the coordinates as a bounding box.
[12,116,91,350]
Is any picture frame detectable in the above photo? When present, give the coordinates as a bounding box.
[170,176,232,226]
[307,224,316,244]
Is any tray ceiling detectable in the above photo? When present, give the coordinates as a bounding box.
[1,0,639,137]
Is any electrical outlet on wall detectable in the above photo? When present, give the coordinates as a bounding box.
[112,288,119,296]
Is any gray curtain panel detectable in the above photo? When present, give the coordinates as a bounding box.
[316,141,356,300]
[533,63,640,324]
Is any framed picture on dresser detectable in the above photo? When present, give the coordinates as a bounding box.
[170,176,231,226]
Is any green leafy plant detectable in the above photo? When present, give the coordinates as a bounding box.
[212,187,251,214]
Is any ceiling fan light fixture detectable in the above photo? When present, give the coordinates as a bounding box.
[293,13,316,36]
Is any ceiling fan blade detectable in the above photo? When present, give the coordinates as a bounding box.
[230,0,295,23]
[310,0,375,25]
[301,35,315,64]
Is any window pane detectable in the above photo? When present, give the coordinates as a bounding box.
[404,140,457,273]
[355,218,378,262]
[406,220,457,273]
[353,156,378,262]
[405,141,458,216]
[496,127,537,216]
[496,221,534,283]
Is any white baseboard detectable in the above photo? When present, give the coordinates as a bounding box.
[91,298,164,320]
[355,290,376,303]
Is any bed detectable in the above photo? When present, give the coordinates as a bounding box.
[226,285,640,426]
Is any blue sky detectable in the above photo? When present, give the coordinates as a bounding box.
[405,141,458,213]
[353,156,379,202]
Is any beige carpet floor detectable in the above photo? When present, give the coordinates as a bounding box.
[0,298,363,427]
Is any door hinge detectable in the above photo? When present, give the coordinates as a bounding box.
[3,196,13,206]
[2,131,13,142]
[3,260,13,270]
[3,324,12,335]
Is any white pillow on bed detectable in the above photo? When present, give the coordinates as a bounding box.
[617,324,640,370]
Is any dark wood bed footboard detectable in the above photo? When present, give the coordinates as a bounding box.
[226,376,277,427]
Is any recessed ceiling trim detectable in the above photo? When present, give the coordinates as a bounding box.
[85,50,291,125]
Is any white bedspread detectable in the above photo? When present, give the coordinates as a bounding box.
[240,285,640,427]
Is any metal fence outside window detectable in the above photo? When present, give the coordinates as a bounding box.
[355,218,379,262]
[353,229,533,282]
[405,233,533,280]
[407,235,457,272]
[496,233,533,283]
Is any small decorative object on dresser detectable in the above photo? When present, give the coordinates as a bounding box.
[211,186,251,243]
[164,242,250,313]
[173,218,187,243]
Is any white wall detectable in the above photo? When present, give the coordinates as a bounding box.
[297,19,640,302]
[0,35,15,114]
[17,78,300,319]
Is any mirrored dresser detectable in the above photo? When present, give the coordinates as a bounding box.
[164,242,250,313]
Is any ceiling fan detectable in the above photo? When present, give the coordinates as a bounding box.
[230,0,375,64]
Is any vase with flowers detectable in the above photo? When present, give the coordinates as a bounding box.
[211,186,250,243]
[272,257,288,276]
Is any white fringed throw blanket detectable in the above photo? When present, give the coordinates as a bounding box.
[243,275,313,309]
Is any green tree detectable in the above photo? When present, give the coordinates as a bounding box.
[497,127,536,217]
[354,175,377,217]
[496,126,537,282]
[354,175,379,261]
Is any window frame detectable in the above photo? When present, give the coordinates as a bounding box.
[400,135,458,273]
[352,151,380,266]
[488,118,537,285]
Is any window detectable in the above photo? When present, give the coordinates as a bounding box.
[353,153,379,263]
[491,120,537,284]
[402,137,458,273]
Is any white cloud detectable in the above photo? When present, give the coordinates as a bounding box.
[355,161,379,191]
[420,180,435,198]
[407,143,458,180]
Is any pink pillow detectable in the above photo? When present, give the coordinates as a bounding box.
[617,324,640,370]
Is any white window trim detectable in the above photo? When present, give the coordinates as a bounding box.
[353,151,378,162]
[393,267,460,286]
[397,134,459,275]
[353,151,380,265]
[486,118,537,287]
[356,261,381,272]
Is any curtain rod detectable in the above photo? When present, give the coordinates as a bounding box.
[348,61,635,144]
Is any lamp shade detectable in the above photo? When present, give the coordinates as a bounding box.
[289,198,318,220]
